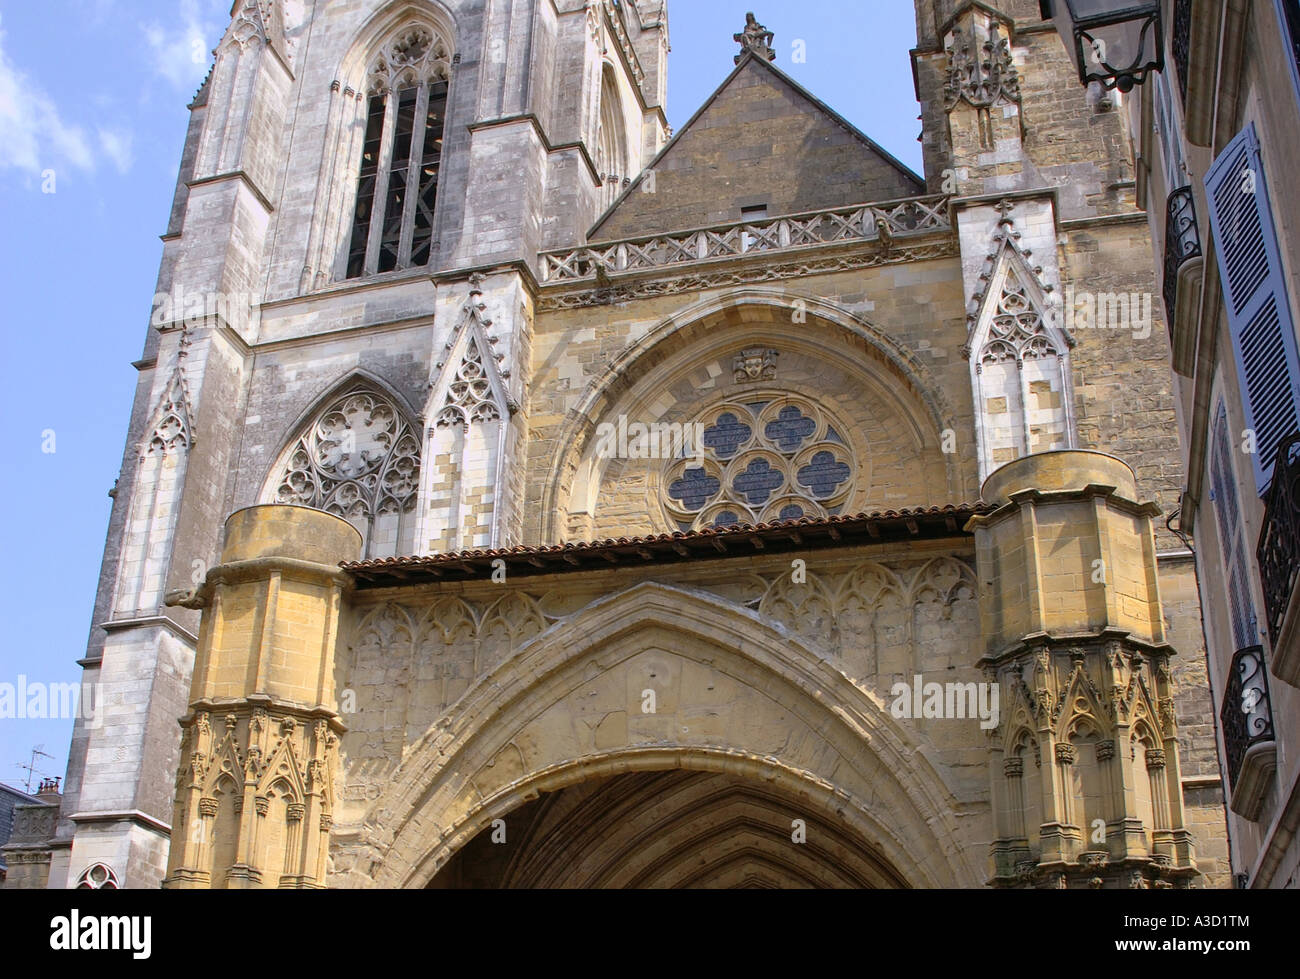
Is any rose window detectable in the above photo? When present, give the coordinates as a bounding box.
[274,390,420,517]
[662,396,856,530]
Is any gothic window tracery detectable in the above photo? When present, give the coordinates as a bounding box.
[76,863,119,889]
[970,251,1074,477]
[436,341,502,428]
[346,23,452,279]
[268,387,421,557]
[662,395,856,531]
[112,362,194,617]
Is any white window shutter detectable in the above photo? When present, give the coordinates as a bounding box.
[1204,122,1300,493]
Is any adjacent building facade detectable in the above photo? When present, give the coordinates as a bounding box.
[1118,0,1300,888]
[1,781,62,888]
[8,0,1236,888]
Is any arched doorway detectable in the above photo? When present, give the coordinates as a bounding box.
[336,582,983,888]
[430,769,910,888]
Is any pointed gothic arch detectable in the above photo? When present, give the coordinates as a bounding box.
[111,353,195,618]
[261,375,422,559]
[342,581,982,889]
[330,3,457,280]
[596,63,630,211]
[415,281,515,554]
[967,239,1077,479]
[539,289,962,543]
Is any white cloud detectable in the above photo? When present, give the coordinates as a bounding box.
[98,128,134,174]
[0,13,95,174]
[145,0,221,91]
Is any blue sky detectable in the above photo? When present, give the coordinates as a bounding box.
[0,1,923,791]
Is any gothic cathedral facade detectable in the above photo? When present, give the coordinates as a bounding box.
[13,0,1233,888]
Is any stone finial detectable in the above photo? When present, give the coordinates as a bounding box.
[734,12,775,65]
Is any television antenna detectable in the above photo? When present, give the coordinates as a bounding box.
[14,745,55,794]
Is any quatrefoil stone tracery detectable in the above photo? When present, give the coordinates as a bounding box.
[661,395,856,531]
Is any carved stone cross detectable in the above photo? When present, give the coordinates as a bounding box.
[734,12,776,64]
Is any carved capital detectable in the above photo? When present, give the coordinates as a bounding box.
[1055,742,1077,765]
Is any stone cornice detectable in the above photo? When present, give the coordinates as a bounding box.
[100,613,199,646]
[186,169,275,215]
[67,809,172,834]
[537,238,959,312]
[978,627,1179,668]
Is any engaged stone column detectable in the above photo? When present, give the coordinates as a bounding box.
[163,505,360,889]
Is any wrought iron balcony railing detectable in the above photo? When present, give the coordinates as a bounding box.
[1219,645,1275,793]
[1257,434,1300,645]
[1173,0,1193,103]
[540,196,952,283]
[1163,186,1202,321]
[1162,187,1203,372]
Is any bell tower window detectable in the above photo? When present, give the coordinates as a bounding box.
[595,65,629,212]
[345,25,451,280]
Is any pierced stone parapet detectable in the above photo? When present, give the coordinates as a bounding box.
[540,196,951,283]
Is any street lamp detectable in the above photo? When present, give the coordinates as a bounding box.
[1039,0,1164,93]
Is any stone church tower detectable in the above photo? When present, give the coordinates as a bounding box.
[15,0,1229,888]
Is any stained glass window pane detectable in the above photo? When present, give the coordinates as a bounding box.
[797,451,851,499]
[733,458,785,505]
[703,413,752,458]
[668,468,721,511]
[765,405,817,453]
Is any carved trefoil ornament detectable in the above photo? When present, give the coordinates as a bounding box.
[438,343,501,427]
[965,206,1076,479]
[227,0,271,50]
[110,339,197,617]
[146,365,195,457]
[430,279,514,430]
[733,348,779,384]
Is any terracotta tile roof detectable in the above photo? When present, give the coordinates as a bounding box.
[343,503,991,588]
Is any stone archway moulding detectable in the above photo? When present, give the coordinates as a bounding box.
[344,581,983,889]
[336,0,459,87]
[539,288,962,542]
